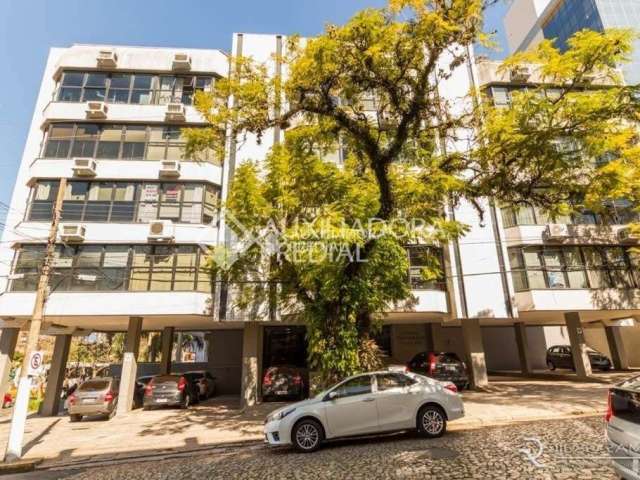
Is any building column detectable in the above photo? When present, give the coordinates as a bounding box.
[565,312,592,378]
[605,326,629,370]
[205,332,215,371]
[117,317,142,416]
[462,318,488,389]
[41,334,72,416]
[0,328,20,402]
[159,327,174,375]
[241,323,260,409]
[514,323,533,375]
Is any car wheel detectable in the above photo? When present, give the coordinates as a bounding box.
[547,361,556,371]
[69,414,82,423]
[292,419,324,453]
[417,405,446,438]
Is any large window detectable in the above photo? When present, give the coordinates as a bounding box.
[56,71,214,105]
[27,180,219,225]
[10,244,212,293]
[42,123,217,164]
[500,204,638,228]
[407,245,445,290]
[508,245,638,292]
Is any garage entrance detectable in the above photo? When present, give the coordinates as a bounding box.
[207,330,243,395]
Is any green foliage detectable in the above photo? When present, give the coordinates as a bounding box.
[186,1,639,382]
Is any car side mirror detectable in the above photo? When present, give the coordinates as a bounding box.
[324,391,339,402]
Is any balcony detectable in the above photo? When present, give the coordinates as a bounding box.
[514,288,640,313]
[385,290,449,321]
[41,101,206,126]
[503,224,632,247]
[0,291,213,320]
[17,221,218,245]
[28,158,222,185]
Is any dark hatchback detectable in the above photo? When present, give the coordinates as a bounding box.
[406,352,469,390]
[262,366,308,401]
[142,374,198,409]
[546,345,612,371]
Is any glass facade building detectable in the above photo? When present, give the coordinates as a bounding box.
[540,0,640,84]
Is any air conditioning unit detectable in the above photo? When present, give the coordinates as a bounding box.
[60,224,86,243]
[544,223,570,240]
[85,101,108,119]
[159,160,181,178]
[172,53,192,71]
[97,50,118,68]
[510,66,532,82]
[148,220,175,242]
[72,157,97,177]
[618,227,640,244]
[165,103,186,122]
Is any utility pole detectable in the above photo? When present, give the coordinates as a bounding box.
[4,178,66,462]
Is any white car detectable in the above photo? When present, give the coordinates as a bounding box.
[264,370,464,452]
[605,375,640,480]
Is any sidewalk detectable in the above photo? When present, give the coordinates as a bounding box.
[0,376,615,470]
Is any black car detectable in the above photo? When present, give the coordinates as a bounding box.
[407,352,469,390]
[183,371,216,400]
[142,374,199,409]
[262,366,308,401]
[546,345,612,371]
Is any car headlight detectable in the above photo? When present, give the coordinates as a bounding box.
[267,407,296,423]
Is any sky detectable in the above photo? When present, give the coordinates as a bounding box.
[0,0,509,224]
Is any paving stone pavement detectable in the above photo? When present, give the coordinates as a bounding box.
[36,416,615,480]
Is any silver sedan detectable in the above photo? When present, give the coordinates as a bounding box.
[264,370,464,452]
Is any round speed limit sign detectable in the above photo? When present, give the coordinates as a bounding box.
[28,351,44,376]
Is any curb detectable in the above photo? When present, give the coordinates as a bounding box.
[0,458,43,475]
[36,439,265,472]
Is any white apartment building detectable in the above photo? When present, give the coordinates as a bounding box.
[0,34,638,414]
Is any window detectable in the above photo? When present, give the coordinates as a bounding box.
[41,123,219,164]
[29,180,219,225]
[508,245,638,291]
[9,244,211,294]
[29,181,58,221]
[376,373,414,391]
[44,124,73,158]
[333,375,372,398]
[407,245,444,290]
[56,71,214,106]
[490,86,511,107]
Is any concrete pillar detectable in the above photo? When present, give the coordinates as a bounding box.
[565,312,592,378]
[605,326,629,370]
[0,328,20,402]
[425,323,435,352]
[205,332,214,371]
[241,323,260,408]
[461,318,488,389]
[41,334,72,416]
[117,317,142,415]
[159,327,174,375]
[514,323,533,375]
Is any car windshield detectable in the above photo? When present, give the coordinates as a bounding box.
[78,380,110,391]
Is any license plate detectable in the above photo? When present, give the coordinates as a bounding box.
[156,398,169,403]
[82,398,96,404]
[276,390,288,395]
[445,365,457,372]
